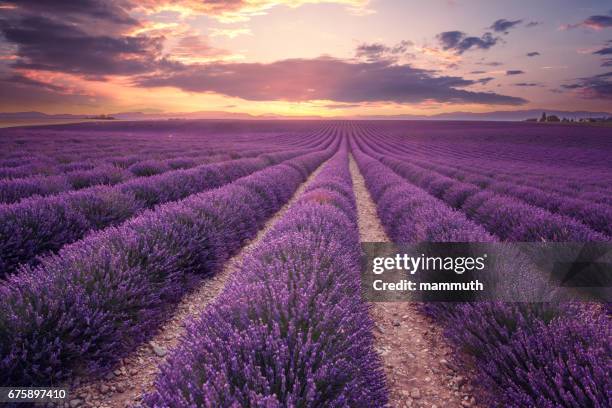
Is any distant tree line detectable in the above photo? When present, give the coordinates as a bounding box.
[524,112,612,123]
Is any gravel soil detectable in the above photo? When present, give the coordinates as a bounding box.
[349,155,480,408]
[68,160,329,408]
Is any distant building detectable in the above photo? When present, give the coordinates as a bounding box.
[87,114,116,120]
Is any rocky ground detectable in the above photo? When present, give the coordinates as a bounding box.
[349,156,480,408]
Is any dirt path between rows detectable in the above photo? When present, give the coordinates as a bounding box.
[69,160,329,408]
[349,155,479,408]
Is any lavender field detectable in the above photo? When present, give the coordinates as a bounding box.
[0,120,610,408]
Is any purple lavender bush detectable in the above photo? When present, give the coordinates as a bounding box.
[351,146,493,243]
[128,160,171,177]
[0,148,332,386]
[0,151,309,278]
[0,175,71,204]
[145,149,387,407]
[478,309,610,407]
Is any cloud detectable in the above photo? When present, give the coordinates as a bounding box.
[355,40,412,62]
[136,0,372,23]
[562,14,612,30]
[209,27,252,38]
[134,57,526,105]
[1,15,163,77]
[489,18,522,33]
[470,70,486,74]
[592,41,612,67]
[506,70,525,75]
[561,71,611,99]
[593,46,612,55]
[437,30,498,54]
[0,1,165,77]
[323,103,361,109]
[1,0,138,33]
[475,77,494,84]
[5,72,67,93]
[355,43,387,61]
[477,61,503,67]
[526,51,540,57]
[171,35,228,61]
[514,82,541,87]
[0,72,104,109]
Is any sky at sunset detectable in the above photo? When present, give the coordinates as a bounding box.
[0,0,610,117]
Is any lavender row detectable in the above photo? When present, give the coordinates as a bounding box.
[354,122,612,198]
[350,144,494,243]
[0,147,325,278]
[360,125,612,201]
[361,120,612,170]
[146,147,387,407]
[0,144,289,181]
[358,126,612,204]
[0,148,217,179]
[379,154,610,241]
[361,130,612,213]
[0,144,335,387]
[432,302,610,407]
[0,122,332,165]
[412,157,612,236]
[354,135,609,241]
[0,151,256,204]
[0,124,332,180]
[351,143,610,407]
[360,134,612,236]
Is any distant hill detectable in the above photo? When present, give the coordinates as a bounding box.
[1,109,610,122]
[0,111,88,119]
[353,109,612,121]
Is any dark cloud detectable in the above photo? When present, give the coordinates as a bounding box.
[355,43,387,60]
[514,82,541,87]
[437,31,498,54]
[476,61,503,67]
[134,58,526,105]
[0,73,104,109]
[582,14,612,29]
[0,0,164,77]
[0,0,138,35]
[561,71,612,99]
[527,51,540,57]
[593,47,612,55]
[470,70,486,74]
[355,40,412,62]
[6,73,67,93]
[2,17,162,76]
[565,14,612,30]
[593,41,612,67]
[475,77,494,84]
[489,19,523,33]
[506,70,525,75]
